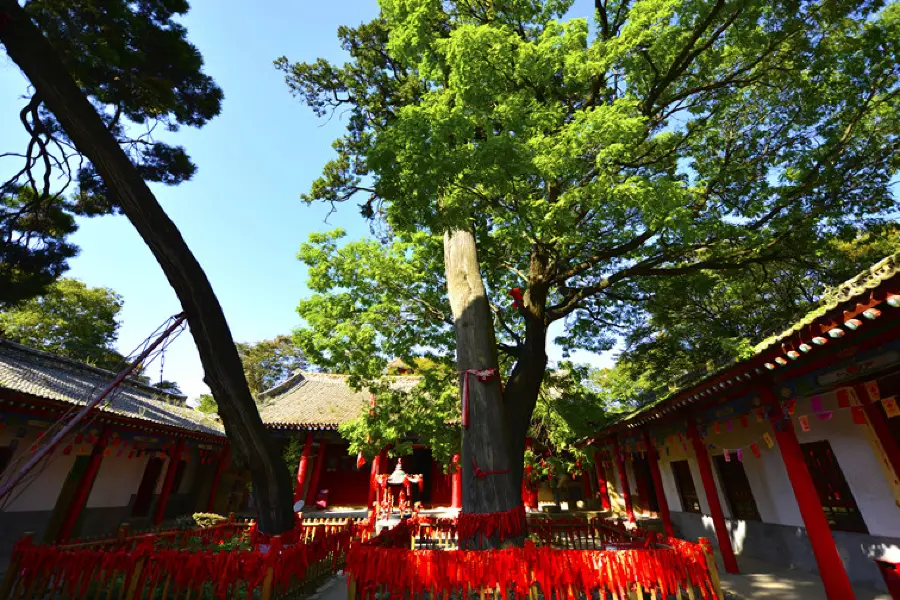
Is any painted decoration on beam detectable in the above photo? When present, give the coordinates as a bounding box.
[883,397,900,419]
[865,380,881,402]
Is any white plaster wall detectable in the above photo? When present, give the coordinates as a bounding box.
[86,454,148,508]
[657,455,683,512]
[178,448,199,494]
[625,461,639,501]
[5,452,76,512]
[2,426,80,513]
[685,457,711,514]
[651,395,900,539]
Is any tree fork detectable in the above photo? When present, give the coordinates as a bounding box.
[0,0,294,534]
[444,227,522,547]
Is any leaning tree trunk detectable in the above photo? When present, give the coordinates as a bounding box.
[444,228,522,547]
[0,1,294,535]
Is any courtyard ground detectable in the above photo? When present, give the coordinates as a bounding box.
[716,554,890,600]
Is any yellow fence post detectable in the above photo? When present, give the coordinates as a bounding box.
[698,537,724,600]
[124,556,146,600]
[260,566,275,600]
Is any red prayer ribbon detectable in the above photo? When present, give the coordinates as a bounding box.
[457,504,525,543]
[458,368,498,428]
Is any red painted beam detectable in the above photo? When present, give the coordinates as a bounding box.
[153,439,185,525]
[644,431,675,537]
[687,422,739,574]
[57,427,111,541]
[613,438,635,523]
[593,450,611,511]
[305,440,327,506]
[294,434,313,504]
[451,453,462,509]
[760,385,856,600]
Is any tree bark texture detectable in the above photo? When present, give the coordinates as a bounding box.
[0,1,294,534]
[502,250,550,506]
[444,228,521,547]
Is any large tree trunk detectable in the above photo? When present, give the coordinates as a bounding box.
[503,250,550,503]
[444,228,521,547]
[0,1,294,534]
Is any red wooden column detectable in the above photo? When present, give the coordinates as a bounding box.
[855,382,900,481]
[367,448,385,509]
[687,422,739,574]
[305,440,327,506]
[57,427,111,541]
[294,434,314,504]
[153,438,186,525]
[612,438,635,523]
[643,431,675,537]
[761,386,856,600]
[451,453,462,509]
[206,446,231,512]
[581,470,593,501]
[593,450,611,511]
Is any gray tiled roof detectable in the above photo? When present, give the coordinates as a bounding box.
[258,371,420,429]
[0,339,224,436]
[754,250,900,353]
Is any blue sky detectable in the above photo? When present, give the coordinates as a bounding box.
[0,0,607,400]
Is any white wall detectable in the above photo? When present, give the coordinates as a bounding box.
[1,426,84,513]
[86,454,149,508]
[178,447,200,494]
[650,391,900,539]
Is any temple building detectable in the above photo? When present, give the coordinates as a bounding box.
[257,371,457,509]
[583,252,900,596]
[0,339,238,565]
[0,347,460,566]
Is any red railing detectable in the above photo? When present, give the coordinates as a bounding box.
[347,515,725,600]
[0,516,362,599]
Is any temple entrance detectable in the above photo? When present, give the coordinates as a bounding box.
[410,448,433,505]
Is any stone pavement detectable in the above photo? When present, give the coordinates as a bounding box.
[312,558,893,600]
[717,555,891,600]
[310,573,350,600]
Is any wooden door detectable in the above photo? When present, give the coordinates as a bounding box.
[132,457,164,517]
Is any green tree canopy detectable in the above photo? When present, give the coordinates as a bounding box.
[282,0,900,516]
[194,393,218,414]
[597,225,900,409]
[0,278,125,370]
[237,335,308,399]
[1,0,223,304]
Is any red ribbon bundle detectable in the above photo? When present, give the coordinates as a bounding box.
[10,522,354,598]
[457,504,526,544]
[346,541,716,600]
